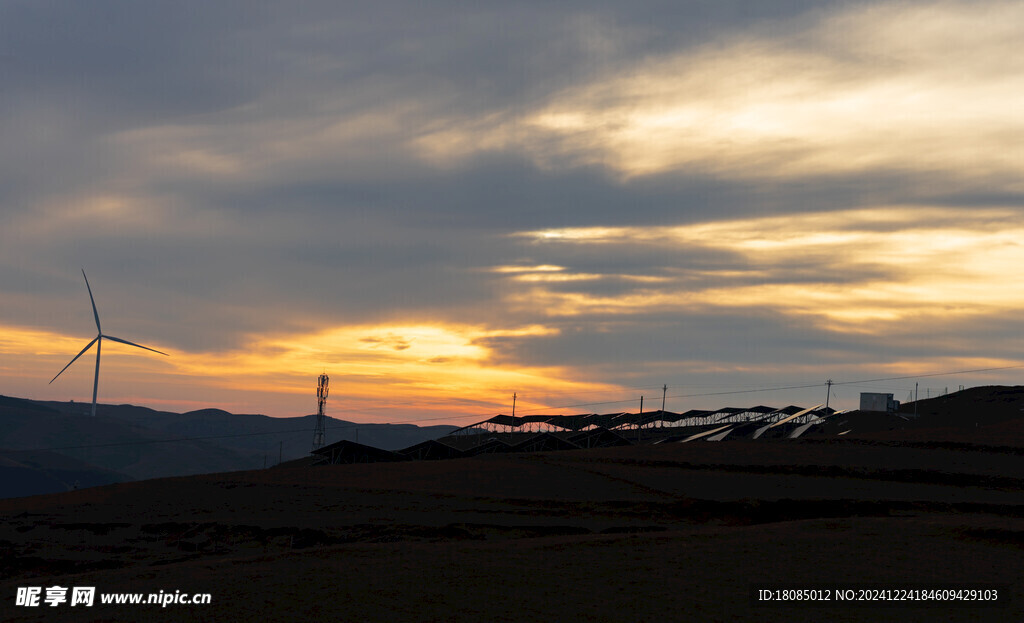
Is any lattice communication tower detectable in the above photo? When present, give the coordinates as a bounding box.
[312,373,329,451]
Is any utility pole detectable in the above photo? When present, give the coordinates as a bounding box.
[638,396,643,442]
[661,384,667,428]
[825,379,833,412]
[915,382,919,418]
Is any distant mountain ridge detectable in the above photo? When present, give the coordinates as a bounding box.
[0,396,458,499]
[9,385,1022,500]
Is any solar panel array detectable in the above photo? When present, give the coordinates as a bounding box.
[310,404,843,465]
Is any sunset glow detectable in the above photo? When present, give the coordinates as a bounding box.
[9,322,615,423]
[513,207,1024,332]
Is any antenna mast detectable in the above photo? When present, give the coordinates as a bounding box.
[312,373,329,451]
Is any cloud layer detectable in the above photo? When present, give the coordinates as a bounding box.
[2,1,1022,420]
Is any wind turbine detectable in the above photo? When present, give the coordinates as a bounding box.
[49,270,168,417]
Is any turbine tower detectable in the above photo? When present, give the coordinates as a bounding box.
[312,373,329,451]
[49,270,168,417]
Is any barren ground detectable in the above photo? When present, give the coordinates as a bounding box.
[2,438,1023,622]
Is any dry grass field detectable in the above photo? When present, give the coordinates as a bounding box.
[3,426,1024,622]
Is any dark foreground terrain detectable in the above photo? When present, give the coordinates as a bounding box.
[2,432,1024,622]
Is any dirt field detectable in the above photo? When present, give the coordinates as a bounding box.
[2,437,1023,622]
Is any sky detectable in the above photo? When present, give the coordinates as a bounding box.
[3,0,1024,425]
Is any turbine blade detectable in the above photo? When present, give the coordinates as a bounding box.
[102,334,169,356]
[49,336,99,384]
[82,269,101,333]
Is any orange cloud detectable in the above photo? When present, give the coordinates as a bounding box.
[3,322,613,423]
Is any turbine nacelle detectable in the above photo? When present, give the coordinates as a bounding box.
[49,270,168,417]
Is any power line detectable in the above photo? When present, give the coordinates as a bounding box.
[832,364,1024,386]
[491,364,1024,414]
[13,363,1023,454]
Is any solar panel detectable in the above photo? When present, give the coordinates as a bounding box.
[680,424,731,443]
[768,404,824,429]
[706,427,733,441]
[751,423,773,439]
[788,422,814,439]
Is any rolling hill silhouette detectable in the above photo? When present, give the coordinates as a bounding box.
[2,387,1024,620]
[0,396,456,498]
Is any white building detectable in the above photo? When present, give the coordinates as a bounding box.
[859,392,900,413]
